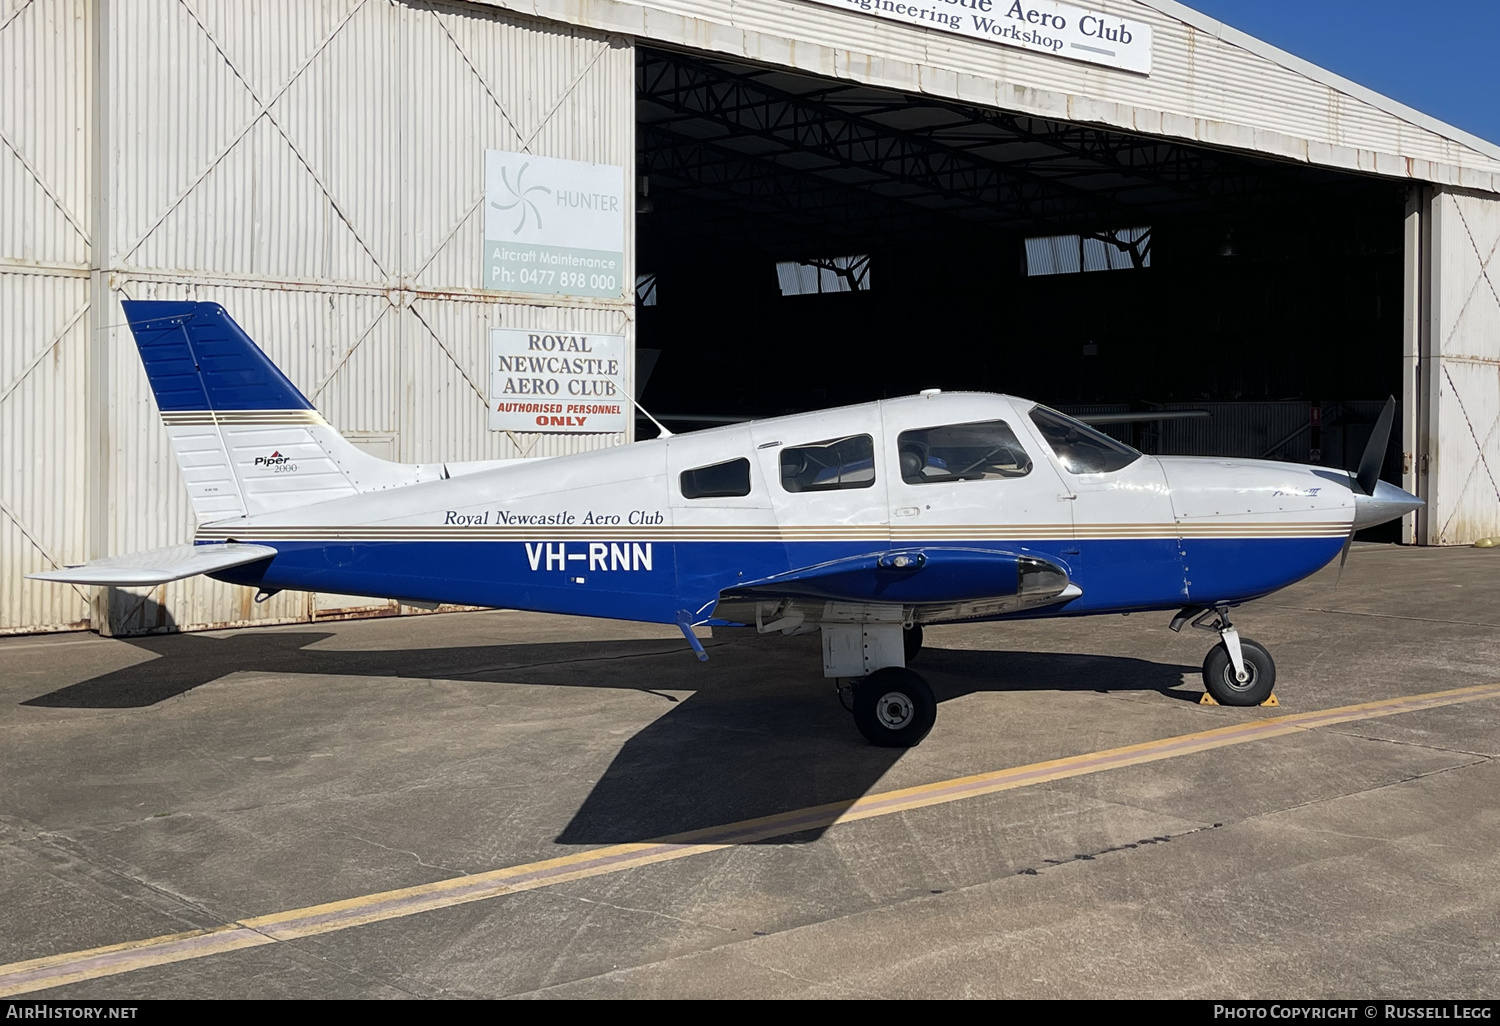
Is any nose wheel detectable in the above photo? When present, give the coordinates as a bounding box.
[1172,605,1278,706]
[849,666,936,747]
[1202,637,1276,706]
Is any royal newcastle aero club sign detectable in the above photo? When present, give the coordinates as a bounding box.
[805,0,1152,74]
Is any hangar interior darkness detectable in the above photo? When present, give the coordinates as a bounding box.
[633,46,1408,486]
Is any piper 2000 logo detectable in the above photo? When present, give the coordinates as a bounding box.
[254,450,298,474]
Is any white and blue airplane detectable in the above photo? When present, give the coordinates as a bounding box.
[30,301,1422,746]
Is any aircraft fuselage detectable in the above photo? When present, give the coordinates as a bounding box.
[201,392,1358,627]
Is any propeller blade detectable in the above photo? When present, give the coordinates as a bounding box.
[1337,530,1354,585]
[1354,397,1397,496]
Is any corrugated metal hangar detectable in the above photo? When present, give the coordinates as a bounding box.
[2,0,1498,636]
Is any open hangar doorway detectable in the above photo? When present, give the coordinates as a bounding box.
[633,47,1411,538]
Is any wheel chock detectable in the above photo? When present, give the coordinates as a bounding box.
[1199,692,1279,707]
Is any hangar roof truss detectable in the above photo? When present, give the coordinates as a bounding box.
[638,48,1394,255]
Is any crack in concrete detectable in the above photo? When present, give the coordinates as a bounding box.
[1297,824,1491,852]
[257,932,433,999]
[1260,604,1500,630]
[729,949,878,997]
[1233,756,1492,833]
[5,828,232,934]
[510,818,1228,998]
[349,834,468,876]
[550,891,735,933]
[1323,727,1498,761]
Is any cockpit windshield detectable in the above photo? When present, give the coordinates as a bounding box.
[1028,405,1142,475]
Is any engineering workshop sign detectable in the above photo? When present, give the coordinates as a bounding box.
[802,0,1151,74]
[489,328,629,433]
[483,150,627,299]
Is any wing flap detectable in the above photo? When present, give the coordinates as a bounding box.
[26,543,277,587]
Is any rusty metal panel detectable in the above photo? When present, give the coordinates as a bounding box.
[407,3,635,296]
[106,0,396,282]
[0,0,92,633]
[0,0,91,271]
[397,1,636,464]
[1426,188,1500,545]
[0,271,92,634]
[83,0,635,633]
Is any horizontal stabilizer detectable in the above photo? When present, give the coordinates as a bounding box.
[26,543,277,587]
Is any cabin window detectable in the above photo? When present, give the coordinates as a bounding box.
[680,458,752,499]
[897,421,1033,484]
[780,435,876,492]
[1029,405,1142,474]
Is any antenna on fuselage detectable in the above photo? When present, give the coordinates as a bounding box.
[607,379,674,439]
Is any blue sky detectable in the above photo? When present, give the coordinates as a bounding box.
[1181,1,1500,146]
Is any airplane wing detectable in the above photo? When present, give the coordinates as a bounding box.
[712,547,1081,625]
[25,543,278,587]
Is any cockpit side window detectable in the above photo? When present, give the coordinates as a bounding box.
[1028,405,1142,474]
[680,458,752,499]
[780,434,876,493]
[897,420,1032,484]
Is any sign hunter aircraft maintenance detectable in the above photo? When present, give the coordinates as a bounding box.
[31,302,1423,746]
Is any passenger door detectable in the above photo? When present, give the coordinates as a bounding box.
[882,398,1074,558]
[753,407,890,570]
[667,426,777,615]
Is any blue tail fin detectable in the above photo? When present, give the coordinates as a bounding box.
[120,300,448,524]
[121,301,314,413]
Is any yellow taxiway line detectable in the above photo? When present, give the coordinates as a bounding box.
[3,681,1498,996]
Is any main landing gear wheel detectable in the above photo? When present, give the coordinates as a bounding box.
[1202,638,1276,706]
[853,667,936,748]
[903,623,924,663]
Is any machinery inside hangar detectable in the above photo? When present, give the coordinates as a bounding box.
[633,46,1408,483]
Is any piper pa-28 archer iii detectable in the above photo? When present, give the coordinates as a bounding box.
[31,302,1423,747]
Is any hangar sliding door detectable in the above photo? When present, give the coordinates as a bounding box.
[74,0,633,634]
[0,0,91,634]
[1416,187,1500,545]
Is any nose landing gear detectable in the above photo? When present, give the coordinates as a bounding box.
[1171,605,1278,707]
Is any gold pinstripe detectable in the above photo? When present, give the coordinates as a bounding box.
[161,410,328,427]
[195,522,1349,543]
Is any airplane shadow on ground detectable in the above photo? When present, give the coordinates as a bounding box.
[23,629,1200,845]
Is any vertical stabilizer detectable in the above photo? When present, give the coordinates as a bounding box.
[122,301,445,523]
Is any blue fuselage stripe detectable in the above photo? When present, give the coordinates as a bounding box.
[207,537,1344,624]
